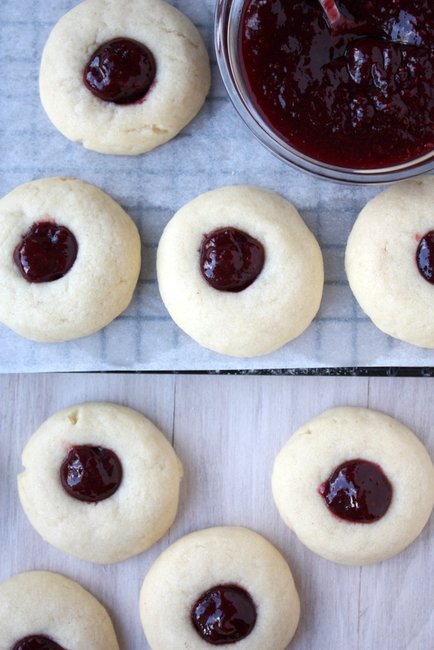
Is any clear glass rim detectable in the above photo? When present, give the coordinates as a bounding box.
[214,0,434,185]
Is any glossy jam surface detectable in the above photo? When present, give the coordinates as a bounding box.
[60,445,123,503]
[318,458,392,522]
[84,37,156,104]
[416,230,434,283]
[200,227,265,292]
[240,0,434,168]
[13,221,78,283]
[191,584,257,645]
[12,636,65,650]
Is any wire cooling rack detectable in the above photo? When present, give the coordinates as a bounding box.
[1,0,434,372]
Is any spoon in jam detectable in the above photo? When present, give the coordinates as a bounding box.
[318,0,424,44]
[318,0,365,35]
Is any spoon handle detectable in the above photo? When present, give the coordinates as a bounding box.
[318,0,366,35]
[318,0,344,28]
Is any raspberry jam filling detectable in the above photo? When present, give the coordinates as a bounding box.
[12,636,65,650]
[60,445,123,503]
[13,221,78,283]
[240,0,434,168]
[318,458,392,522]
[200,227,265,292]
[191,584,257,645]
[84,37,156,104]
[416,231,434,283]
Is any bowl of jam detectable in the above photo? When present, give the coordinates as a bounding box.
[215,0,434,183]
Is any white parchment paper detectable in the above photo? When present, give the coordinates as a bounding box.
[1,0,434,371]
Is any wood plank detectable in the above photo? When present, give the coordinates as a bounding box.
[359,378,434,650]
[172,376,369,650]
[0,374,176,650]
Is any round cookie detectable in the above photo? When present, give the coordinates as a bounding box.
[140,526,300,650]
[345,176,434,347]
[157,185,324,357]
[0,571,119,649]
[0,177,140,342]
[39,0,210,155]
[272,407,434,565]
[18,402,183,563]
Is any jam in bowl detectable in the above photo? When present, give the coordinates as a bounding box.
[215,0,434,183]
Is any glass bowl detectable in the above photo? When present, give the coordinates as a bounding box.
[215,0,434,184]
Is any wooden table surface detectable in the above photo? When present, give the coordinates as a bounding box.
[0,374,432,650]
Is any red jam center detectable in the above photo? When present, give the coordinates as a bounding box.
[12,636,65,650]
[84,37,156,104]
[200,227,265,292]
[191,584,257,645]
[60,445,123,503]
[318,458,392,522]
[13,221,78,283]
[416,230,434,283]
[240,0,434,168]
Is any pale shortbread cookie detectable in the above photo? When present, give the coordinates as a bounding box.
[18,402,183,564]
[140,526,300,650]
[272,407,434,565]
[157,186,324,357]
[40,0,210,155]
[346,176,434,347]
[0,177,140,342]
[0,571,119,650]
